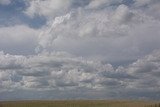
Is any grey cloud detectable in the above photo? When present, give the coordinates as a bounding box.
[24,0,124,18]
[1,0,159,63]
[0,51,133,92]
[98,78,123,87]
[0,0,11,5]
[0,52,113,91]
[24,0,73,18]
[128,51,160,74]
[0,25,39,55]
[132,62,158,73]
[35,3,160,63]
[17,68,50,77]
[86,0,123,9]
[21,76,50,89]
[1,0,160,100]
[133,0,158,7]
[55,80,78,87]
[1,50,160,99]
[111,4,134,24]
[133,0,160,20]
[125,51,160,96]
[0,51,25,70]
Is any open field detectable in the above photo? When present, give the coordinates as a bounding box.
[0,100,159,107]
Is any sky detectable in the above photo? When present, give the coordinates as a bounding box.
[0,0,160,100]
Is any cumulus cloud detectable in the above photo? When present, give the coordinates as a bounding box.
[24,0,124,18]
[0,51,124,91]
[24,0,72,18]
[124,51,160,99]
[35,3,160,63]
[35,13,71,52]
[0,0,11,5]
[1,50,160,99]
[0,0,160,100]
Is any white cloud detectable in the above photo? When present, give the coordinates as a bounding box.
[35,13,71,52]
[128,50,160,75]
[0,51,25,69]
[0,0,11,5]
[0,51,124,91]
[0,50,160,99]
[124,51,160,98]
[1,0,160,100]
[111,4,133,24]
[35,4,160,63]
[24,0,124,18]
[24,0,72,18]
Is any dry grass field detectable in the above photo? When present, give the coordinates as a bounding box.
[0,100,159,107]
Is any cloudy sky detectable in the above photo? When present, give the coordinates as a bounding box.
[0,0,160,100]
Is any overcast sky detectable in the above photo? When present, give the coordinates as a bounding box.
[0,0,160,100]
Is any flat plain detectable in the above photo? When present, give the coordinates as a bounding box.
[0,100,159,107]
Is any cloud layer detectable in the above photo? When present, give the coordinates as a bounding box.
[0,0,160,100]
[0,50,160,100]
[36,2,160,63]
